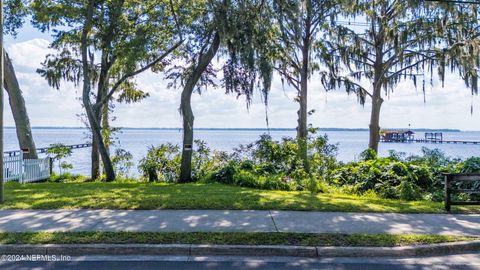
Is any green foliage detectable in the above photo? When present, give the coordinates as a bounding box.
[46,143,73,174]
[191,140,213,181]
[204,132,338,192]
[206,161,238,185]
[328,148,466,201]
[46,143,72,160]
[111,149,134,177]
[138,144,181,182]
[4,0,29,36]
[138,140,225,183]
[359,149,377,161]
[48,172,89,183]
[459,157,480,173]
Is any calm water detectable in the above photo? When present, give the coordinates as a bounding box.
[5,128,480,176]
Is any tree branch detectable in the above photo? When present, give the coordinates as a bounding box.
[95,40,183,108]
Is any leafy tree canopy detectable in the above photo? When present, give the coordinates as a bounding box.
[32,0,188,103]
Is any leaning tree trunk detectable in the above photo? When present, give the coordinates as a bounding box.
[90,105,102,180]
[84,102,115,181]
[368,83,383,153]
[179,33,220,183]
[3,51,38,159]
[91,136,100,179]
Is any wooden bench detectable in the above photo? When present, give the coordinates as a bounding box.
[444,173,480,211]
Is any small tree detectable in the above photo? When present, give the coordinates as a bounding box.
[46,144,73,174]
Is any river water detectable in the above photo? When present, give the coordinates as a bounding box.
[5,128,480,176]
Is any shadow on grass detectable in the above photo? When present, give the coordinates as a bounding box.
[1,182,478,214]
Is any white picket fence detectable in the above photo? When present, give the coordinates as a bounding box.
[4,153,51,183]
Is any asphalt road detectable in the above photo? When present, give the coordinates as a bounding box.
[1,253,480,270]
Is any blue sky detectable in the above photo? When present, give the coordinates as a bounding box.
[4,23,480,131]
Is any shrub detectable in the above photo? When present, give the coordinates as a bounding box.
[229,131,338,192]
[327,148,473,201]
[262,175,291,191]
[359,149,377,161]
[460,157,480,173]
[207,161,238,184]
[112,149,134,177]
[48,172,88,183]
[233,170,258,188]
[138,143,180,182]
[396,180,422,201]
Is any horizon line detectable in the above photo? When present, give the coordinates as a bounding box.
[2,126,469,132]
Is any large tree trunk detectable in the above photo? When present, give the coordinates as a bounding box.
[368,85,383,152]
[297,32,310,172]
[90,100,102,180]
[368,11,386,154]
[179,33,220,183]
[3,51,38,159]
[91,130,100,179]
[179,88,194,183]
[91,49,110,180]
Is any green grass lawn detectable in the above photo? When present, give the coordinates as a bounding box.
[0,232,476,247]
[1,182,478,213]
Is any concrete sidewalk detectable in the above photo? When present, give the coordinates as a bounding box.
[0,210,478,236]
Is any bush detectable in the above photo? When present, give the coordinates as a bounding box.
[460,157,480,173]
[207,161,238,185]
[262,175,291,191]
[359,149,377,161]
[227,131,338,192]
[138,143,180,182]
[328,147,472,201]
[112,149,134,177]
[233,170,258,188]
[396,180,422,201]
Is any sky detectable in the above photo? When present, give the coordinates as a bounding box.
[4,23,480,131]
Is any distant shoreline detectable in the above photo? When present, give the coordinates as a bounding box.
[4,127,465,132]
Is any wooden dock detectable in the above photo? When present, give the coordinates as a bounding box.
[381,139,480,145]
[414,139,480,145]
[381,131,480,145]
[4,143,92,157]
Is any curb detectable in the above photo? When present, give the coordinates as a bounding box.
[0,240,478,258]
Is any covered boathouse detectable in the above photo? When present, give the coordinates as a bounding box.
[380,130,415,142]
